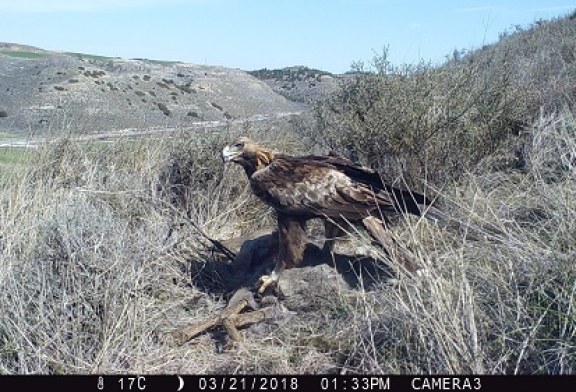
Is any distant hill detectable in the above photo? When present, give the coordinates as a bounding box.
[0,43,306,134]
[249,66,341,103]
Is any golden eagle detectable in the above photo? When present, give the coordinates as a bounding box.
[222,137,441,293]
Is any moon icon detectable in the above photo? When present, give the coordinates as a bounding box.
[177,375,184,391]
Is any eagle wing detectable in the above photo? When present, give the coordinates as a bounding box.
[249,154,407,219]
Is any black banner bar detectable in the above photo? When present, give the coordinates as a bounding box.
[0,375,574,391]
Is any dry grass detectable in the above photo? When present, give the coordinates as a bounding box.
[338,110,576,374]
[1,13,575,375]
[0,125,315,374]
[0,110,574,374]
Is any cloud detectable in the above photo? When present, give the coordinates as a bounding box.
[409,22,422,29]
[0,0,195,13]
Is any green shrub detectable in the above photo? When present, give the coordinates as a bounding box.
[306,14,576,190]
[306,48,530,191]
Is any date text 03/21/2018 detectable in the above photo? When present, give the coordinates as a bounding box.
[196,376,392,391]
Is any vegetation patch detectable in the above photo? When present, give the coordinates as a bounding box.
[0,50,48,59]
[0,147,32,171]
[132,58,182,66]
[66,52,118,62]
[157,102,171,116]
[83,70,106,78]
[106,82,119,92]
[210,102,224,111]
[176,83,196,94]
[249,66,332,82]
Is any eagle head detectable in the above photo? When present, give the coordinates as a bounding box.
[222,137,276,176]
[221,137,256,164]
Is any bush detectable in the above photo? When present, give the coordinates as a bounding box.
[157,102,171,116]
[340,110,576,373]
[306,14,576,190]
[305,48,530,191]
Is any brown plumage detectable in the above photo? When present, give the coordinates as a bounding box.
[222,137,440,293]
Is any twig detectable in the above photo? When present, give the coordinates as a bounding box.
[143,196,237,260]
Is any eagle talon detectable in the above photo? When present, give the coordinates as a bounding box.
[257,274,278,294]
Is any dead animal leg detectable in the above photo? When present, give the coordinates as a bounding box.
[170,293,283,345]
[361,216,421,274]
[172,288,258,344]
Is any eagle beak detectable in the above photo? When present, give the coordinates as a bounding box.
[221,145,237,163]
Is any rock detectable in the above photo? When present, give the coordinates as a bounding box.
[208,229,395,296]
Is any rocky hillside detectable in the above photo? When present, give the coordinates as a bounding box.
[249,66,341,103]
[0,43,306,134]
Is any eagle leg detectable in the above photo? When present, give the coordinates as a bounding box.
[361,216,422,274]
[257,270,281,294]
[257,213,307,296]
[321,219,347,255]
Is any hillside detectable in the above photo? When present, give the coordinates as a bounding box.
[0,43,306,135]
[249,66,341,103]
